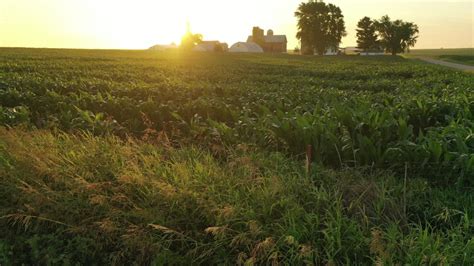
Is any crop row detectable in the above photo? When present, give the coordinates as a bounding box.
[1,49,473,184]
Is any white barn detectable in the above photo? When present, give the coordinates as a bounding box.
[301,43,340,56]
[229,42,264,53]
[324,45,339,56]
[148,44,178,51]
[192,41,228,52]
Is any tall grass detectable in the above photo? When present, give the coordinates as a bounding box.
[1,127,473,264]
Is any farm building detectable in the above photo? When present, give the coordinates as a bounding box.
[148,44,178,51]
[229,42,264,53]
[342,47,360,55]
[247,27,287,53]
[324,46,339,56]
[193,41,228,52]
[301,41,339,55]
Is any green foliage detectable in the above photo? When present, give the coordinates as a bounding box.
[356,17,379,52]
[295,1,346,55]
[0,106,30,125]
[0,232,103,265]
[0,49,472,184]
[375,15,419,55]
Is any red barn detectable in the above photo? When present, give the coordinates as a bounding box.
[247,27,287,53]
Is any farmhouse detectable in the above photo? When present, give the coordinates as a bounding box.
[301,41,339,55]
[229,42,263,53]
[193,41,228,52]
[342,46,360,55]
[247,27,287,53]
[323,46,339,56]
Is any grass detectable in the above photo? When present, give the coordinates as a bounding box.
[438,55,474,66]
[0,48,473,264]
[406,48,474,66]
[1,127,473,264]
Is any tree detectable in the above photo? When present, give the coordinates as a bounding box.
[374,15,419,55]
[180,33,202,51]
[180,22,203,50]
[356,17,379,52]
[213,43,224,52]
[295,0,346,55]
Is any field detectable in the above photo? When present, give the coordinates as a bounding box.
[1,48,473,264]
[407,48,474,66]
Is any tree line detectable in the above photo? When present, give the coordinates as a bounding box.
[295,0,419,55]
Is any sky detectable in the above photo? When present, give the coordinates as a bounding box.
[1,0,473,50]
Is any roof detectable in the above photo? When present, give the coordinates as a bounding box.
[229,42,263,53]
[264,35,287,43]
[247,35,287,43]
[192,43,216,52]
[193,41,229,51]
[149,44,178,50]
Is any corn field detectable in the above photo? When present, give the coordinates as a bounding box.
[0,48,473,264]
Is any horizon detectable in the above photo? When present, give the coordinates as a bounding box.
[1,0,473,50]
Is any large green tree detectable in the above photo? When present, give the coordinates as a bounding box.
[375,15,419,55]
[356,17,379,52]
[295,0,346,55]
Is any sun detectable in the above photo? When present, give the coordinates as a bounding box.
[80,0,261,49]
[1,0,294,49]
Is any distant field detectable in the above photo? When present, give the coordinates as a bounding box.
[407,48,474,66]
[1,48,473,264]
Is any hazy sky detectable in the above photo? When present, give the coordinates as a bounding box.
[1,0,473,49]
